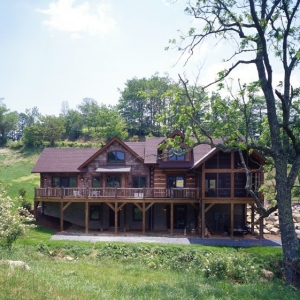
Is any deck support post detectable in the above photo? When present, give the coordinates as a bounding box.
[198,200,201,236]
[230,203,234,238]
[142,202,146,234]
[85,200,89,234]
[170,203,174,236]
[115,202,118,235]
[201,202,205,238]
[60,201,64,232]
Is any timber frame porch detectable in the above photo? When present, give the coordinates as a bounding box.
[34,187,201,236]
[34,187,262,238]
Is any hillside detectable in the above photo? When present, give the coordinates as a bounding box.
[0,147,41,204]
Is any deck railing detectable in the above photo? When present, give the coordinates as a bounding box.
[34,187,200,200]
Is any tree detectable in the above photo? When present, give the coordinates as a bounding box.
[118,74,178,136]
[63,109,83,140]
[23,115,65,147]
[90,104,128,141]
[0,101,19,144]
[169,0,300,287]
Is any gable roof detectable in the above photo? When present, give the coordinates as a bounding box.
[144,137,165,164]
[32,148,99,173]
[78,137,144,169]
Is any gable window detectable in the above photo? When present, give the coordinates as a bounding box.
[132,176,146,188]
[107,176,121,188]
[52,176,77,188]
[168,148,185,161]
[108,151,125,163]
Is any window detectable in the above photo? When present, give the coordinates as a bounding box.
[168,148,185,161]
[133,207,142,221]
[107,176,121,187]
[52,176,77,187]
[205,173,231,197]
[205,152,231,169]
[167,175,185,188]
[90,205,101,220]
[92,176,101,188]
[132,176,146,188]
[108,151,125,163]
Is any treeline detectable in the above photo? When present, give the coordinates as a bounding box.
[0,73,266,147]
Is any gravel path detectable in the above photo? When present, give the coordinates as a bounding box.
[51,234,282,247]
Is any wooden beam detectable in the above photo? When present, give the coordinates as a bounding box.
[230,203,234,238]
[60,201,64,232]
[106,202,115,211]
[134,202,143,211]
[115,202,118,235]
[198,200,201,236]
[205,203,215,213]
[145,202,154,212]
[118,202,126,212]
[142,202,146,234]
[85,201,89,234]
[201,201,205,238]
[62,201,72,212]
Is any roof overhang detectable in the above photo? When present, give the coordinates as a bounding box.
[95,166,131,173]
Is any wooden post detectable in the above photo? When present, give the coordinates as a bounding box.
[198,200,201,236]
[230,203,234,238]
[85,200,89,234]
[170,203,174,236]
[201,201,205,238]
[142,202,146,234]
[115,202,118,235]
[60,201,64,232]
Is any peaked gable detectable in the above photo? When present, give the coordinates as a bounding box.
[78,137,144,169]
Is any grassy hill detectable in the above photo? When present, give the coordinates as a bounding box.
[0,147,41,205]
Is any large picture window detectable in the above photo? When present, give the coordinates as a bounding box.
[52,176,77,187]
[107,176,121,187]
[108,151,125,163]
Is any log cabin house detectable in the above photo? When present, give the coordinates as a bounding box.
[32,130,265,238]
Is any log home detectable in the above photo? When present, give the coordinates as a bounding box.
[32,130,265,238]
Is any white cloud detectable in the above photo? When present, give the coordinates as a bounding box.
[37,0,116,38]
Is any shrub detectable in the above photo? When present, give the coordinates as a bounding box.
[0,184,35,250]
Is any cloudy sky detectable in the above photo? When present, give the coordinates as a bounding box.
[0,0,291,116]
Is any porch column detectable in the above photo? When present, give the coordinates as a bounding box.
[60,201,64,232]
[85,200,89,234]
[201,201,205,238]
[170,203,174,236]
[198,200,201,236]
[230,203,234,238]
[142,202,146,234]
[115,202,118,235]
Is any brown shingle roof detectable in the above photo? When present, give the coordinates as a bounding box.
[32,148,99,173]
[124,142,145,159]
[144,137,165,164]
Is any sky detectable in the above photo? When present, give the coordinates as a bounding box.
[0,0,297,116]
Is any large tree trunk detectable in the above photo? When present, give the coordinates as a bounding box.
[275,162,300,287]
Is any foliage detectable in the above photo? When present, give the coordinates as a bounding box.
[167,0,300,287]
[118,73,180,136]
[0,184,35,250]
[0,101,19,145]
